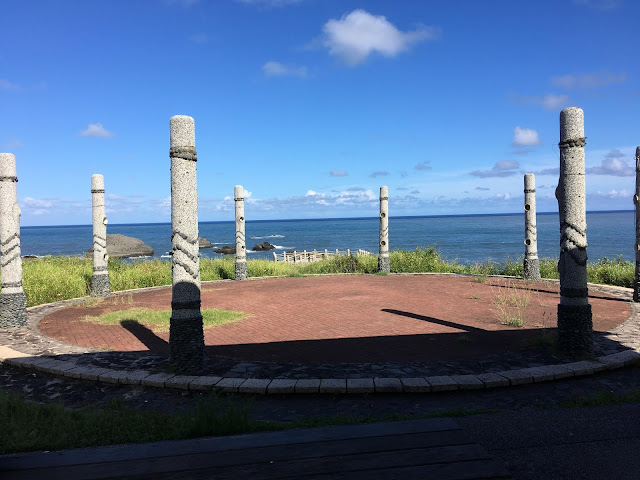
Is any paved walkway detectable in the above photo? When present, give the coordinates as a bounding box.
[1,274,640,394]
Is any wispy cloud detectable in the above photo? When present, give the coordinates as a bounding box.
[165,0,199,7]
[414,161,432,171]
[79,123,115,138]
[512,127,541,147]
[236,0,302,7]
[262,61,308,78]
[470,160,520,178]
[475,187,490,191]
[329,169,348,177]
[511,93,569,111]
[320,9,440,66]
[551,72,626,89]
[572,0,620,10]
[189,33,208,44]
[0,78,21,91]
[0,139,23,149]
[369,171,389,178]
[586,149,634,176]
[531,167,559,176]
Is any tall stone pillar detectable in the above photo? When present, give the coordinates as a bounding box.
[523,173,541,280]
[634,147,640,302]
[91,174,110,296]
[378,186,390,273]
[0,153,27,327]
[556,107,592,355]
[169,115,204,372]
[234,185,247,281]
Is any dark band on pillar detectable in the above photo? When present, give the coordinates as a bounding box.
[524,189,536,193]
[558,137,587,149]
[380,196,388,201]
[169,146,197,162]
[0,176,17,182]
[1,281,22,288]
[560,287,589,298]
[171,300,202,310]
[93,266,108,272]
[91,189,105,194]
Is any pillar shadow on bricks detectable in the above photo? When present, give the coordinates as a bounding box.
[120,320,169,355]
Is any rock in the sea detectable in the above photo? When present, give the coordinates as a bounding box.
[252,241,275,251]
[214,245,236,255]
[199,236,214,249]
[87,234,154,259]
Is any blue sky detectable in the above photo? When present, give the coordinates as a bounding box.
[1,0,638,226]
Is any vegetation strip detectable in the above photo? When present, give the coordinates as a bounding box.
[10,247,635,306]
[81,307,246,333]
[0,389,496,455]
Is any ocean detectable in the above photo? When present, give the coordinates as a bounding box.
[19,211,635,265]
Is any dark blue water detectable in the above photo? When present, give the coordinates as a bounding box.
[19,211,634,265]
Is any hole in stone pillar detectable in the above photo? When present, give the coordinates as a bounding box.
[240,217,244,221]
[525,204,530,211]
[381,212,386,218]
[103,216,108,225]
[525,239,531,246]
[104,254,108,261]
[242,246,245,250]
[381,241,386,246]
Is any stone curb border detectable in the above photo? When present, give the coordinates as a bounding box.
[1,344,639,395]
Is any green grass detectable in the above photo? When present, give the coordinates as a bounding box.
[13,247,635,307]
[81,307,246,333]
[559,389,640,408]
[0,390,497,454]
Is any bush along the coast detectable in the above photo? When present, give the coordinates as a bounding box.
[11,247,635,307]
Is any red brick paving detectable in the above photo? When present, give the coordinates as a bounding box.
[38,275,631,363]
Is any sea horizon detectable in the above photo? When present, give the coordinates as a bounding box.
[17,210,636,265]
[20,209,635,229]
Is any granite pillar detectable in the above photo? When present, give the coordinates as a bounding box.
[234,185,247,281]
[0,153,27,327]
[169,115,204,372]
[378,186,390,273]
[91,174,110,296]
[523,173,540,280]
[634,147,640,302]
[556,107,592,355]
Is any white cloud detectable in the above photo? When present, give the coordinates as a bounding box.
[262,61,308,78]
[470,160,520,178]
[594,189,632,199]
[22,197,53,209]
[79,123,115,138]
[551,72,626,89]
[512,93,569,111]
[369,171,389,178]
[512,127,541,147]
[0,78,20,91]
[586,149,634,176]
[189,33,208,44]
[321,9,439,66]
[329,169,348,177]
